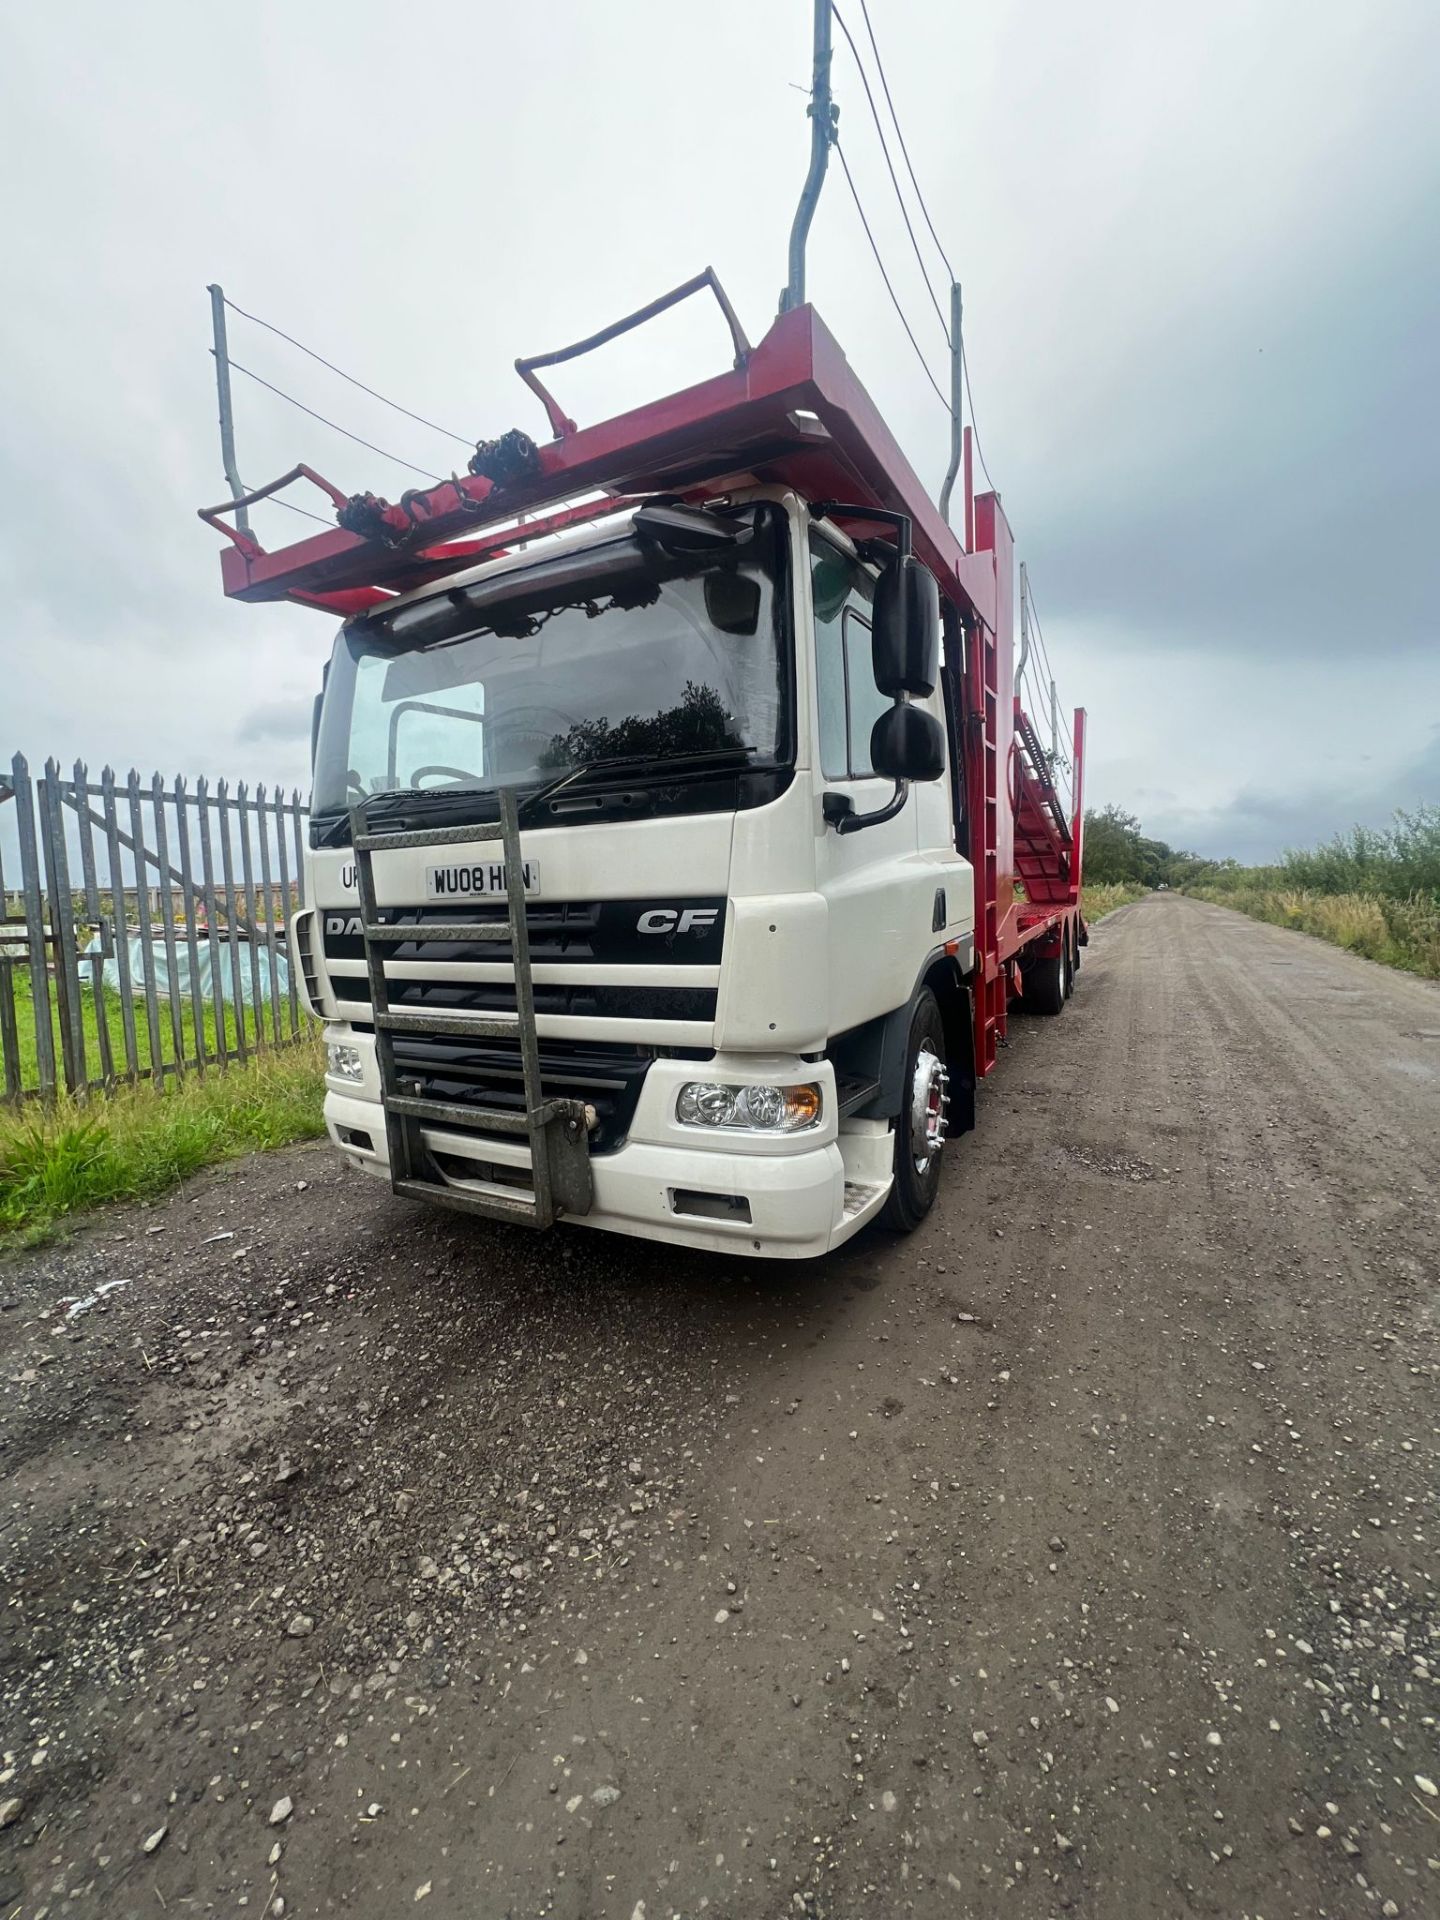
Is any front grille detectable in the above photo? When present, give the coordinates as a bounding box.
[322,897,726,969]
[387,1035,694,1154]
[293,909,324,1013]
[333,976,716,1022]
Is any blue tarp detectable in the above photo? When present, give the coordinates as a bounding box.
[84,933,291,1010]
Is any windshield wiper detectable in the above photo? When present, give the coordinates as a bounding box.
[316,750,757,846]
[311,786,490,848]
[341,784,488,830]
[516,746,756,822]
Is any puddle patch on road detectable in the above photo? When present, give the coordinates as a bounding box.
[1060,1145,1158,1183]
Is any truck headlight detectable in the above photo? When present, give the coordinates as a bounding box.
[326,1042,364,1084]
[676,1081,822,1132]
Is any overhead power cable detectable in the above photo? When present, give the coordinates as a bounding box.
[1026,588,1055,693]
[831,5,1003,515]
[1022,572,1071,767]
[219,355,442,482]
[1023,570,1051,669]
[831,4,951,348]
[828,5,1028,687]
[268,495,336,530]
[1025,572,1059,690]
[833,140,952,418]
[857,0,956,286]
[223,296,472,447]
[961,349,995,494]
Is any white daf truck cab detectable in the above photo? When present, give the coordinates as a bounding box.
[295,484,977,1257]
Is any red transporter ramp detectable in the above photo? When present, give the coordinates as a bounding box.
[201,273,1084,1082]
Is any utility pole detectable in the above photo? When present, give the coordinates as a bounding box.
[780,0,835,314]
[1017,560,1030,682]
[937,280,964,534]
[207,283,250,538]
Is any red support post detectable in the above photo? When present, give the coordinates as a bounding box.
[962,424,974,555]
[1070,708,1087,904]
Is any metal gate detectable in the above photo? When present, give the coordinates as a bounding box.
[0,753,310,1102]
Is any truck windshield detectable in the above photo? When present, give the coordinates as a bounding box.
[311,507,789,834]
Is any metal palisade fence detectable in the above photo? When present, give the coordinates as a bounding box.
[0,754,311,1103]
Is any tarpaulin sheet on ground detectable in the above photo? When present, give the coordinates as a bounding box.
[84,933,291,1009]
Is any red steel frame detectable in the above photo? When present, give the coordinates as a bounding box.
[201,300,1085,1079]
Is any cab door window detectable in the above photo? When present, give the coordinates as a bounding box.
[810,531,889,779]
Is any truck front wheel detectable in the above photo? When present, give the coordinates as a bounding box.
[880,988,949,1234]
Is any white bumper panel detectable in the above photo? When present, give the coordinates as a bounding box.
[322,1086,887,1260]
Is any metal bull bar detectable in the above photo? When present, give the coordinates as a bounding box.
[349,789,593,1227]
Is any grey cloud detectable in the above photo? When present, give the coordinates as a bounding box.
[237,699,311,746]
[2,0,1437,860]
[1147,727,1440,864]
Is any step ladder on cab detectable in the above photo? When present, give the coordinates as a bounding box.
[348,789,593,1227]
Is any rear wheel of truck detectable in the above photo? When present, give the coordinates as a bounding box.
[880,988,949,1234]
[1026,950,1066,1016]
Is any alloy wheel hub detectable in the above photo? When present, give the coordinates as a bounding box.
[909,1047,950,1172]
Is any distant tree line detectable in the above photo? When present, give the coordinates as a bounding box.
[1232,806,1440,902]
[1082,801,1440,902]
[1081,804,1214,890]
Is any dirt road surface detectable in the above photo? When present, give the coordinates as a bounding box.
[3,895,1438,1919]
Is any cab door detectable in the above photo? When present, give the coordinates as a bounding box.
[809,526,934,1037]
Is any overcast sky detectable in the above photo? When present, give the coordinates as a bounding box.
[4,0,1437,861]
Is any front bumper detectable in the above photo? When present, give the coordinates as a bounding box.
[322,1038,887,1258]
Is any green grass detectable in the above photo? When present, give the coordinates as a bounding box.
[0,1036,326,1243]
[1189,885,1440,979]
[1083,883,1149,920]
[2,967,284,1096]
[1180,804,1439,977]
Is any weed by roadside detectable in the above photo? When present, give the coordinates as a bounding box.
[0,1038,325,1243]
[1083,883,1148,920]
[1190,886,1440,979]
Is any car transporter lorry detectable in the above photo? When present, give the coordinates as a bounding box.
[201,273,1087,1259]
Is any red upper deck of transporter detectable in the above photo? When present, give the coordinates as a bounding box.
[200,284,1084,1059]
[201,298,999,629]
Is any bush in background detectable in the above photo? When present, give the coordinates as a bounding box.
[1187,805,1440,978]
[1082,882,1148,920]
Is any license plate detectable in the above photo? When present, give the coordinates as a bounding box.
[425,860,540,900]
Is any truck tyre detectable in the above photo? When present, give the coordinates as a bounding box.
[1026,951,1066,1016]
[1062,937,1075,998]
[880,988,949,1234]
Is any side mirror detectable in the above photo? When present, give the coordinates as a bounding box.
[872,555,940,697]
[871,703,946,783]
[823,700,946,831]
[310,691,324,771]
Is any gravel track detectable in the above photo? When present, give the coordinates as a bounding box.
[2,894,1437,1918]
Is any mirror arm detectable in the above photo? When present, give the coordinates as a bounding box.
[823,781,910,836]
[809,500,912,560]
